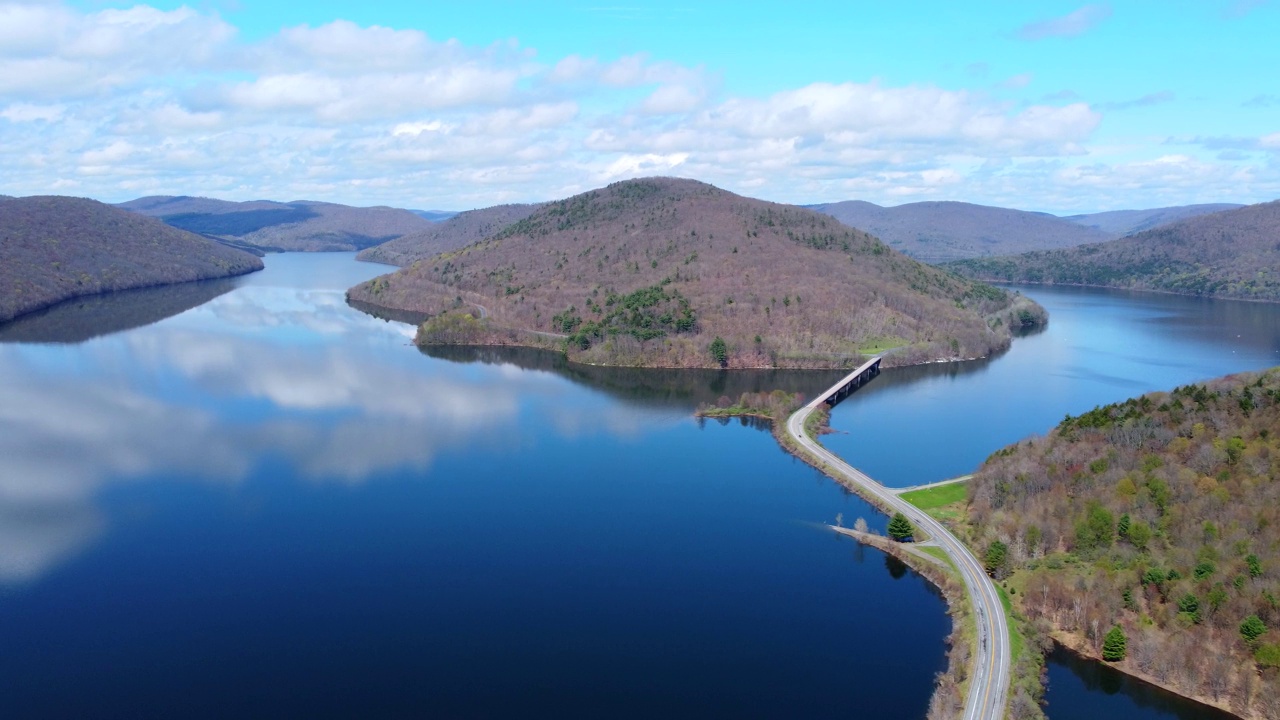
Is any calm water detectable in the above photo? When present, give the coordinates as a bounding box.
[1,257,1276,719]
[0,254,942,719]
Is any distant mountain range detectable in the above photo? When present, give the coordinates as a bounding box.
[0,196,262,323]
[945,200,1280,301]
[408,209,459,222]
[118,196,433,252]
[348,177,1044,369]
[357,203,543,266]
[808,200,1242,264]
[1063,204,1243,236]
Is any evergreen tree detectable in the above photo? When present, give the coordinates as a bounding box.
[1118,513,1131,539]
[984,540,1009,578]
[1241,615,1267,644]
[887,512,914,542]
[709,336,728,366]
[1102,625,1127,661]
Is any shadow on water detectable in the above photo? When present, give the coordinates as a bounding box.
[0,277,242,344]
[1045,644,1238,720]
[419,344,846,409]
[346,298,430,327]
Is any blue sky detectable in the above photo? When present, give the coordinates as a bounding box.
[1,1,1276,213]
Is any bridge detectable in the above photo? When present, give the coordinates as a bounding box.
[815,355,882,406]
[786,357,1010,720]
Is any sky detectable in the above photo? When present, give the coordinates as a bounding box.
[0,0,1278,213]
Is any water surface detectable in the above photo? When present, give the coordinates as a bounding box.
[2,259,1277,719]
[0,254,946,719]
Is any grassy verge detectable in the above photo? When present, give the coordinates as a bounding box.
[858,335,909,355]
[900,481,967,509]
[901,481,968,523]
[996,584,1025,664]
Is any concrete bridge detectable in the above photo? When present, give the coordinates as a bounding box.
[787,355,1011,720]
[816,356,882,407]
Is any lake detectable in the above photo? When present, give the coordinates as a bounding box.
[0,254,1275,719]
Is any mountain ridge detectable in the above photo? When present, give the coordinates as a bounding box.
[944,200,1280,302]
[347,177,1044,369]
[0,196,263,323]
[356,203,544,267]
[119,195,433,252]
[810,199,1113,263]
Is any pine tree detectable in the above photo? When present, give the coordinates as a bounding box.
[984,540,1009,578]
[887,512,914,542]
[709,336,728,366]
[1118,513,1131,539]
[1102,625,1127,661]
[1241,615,1267,644]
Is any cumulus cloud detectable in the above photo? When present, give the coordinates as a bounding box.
[0,3,235,98]
[1017,4,1112,40]
[702,81,1099,152]
[0,1,1274,214]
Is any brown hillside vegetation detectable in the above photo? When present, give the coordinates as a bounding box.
[809,200,1112,263]
[946,200,1280,301]
[967,368,1280,718]
[347,177,1044,369]
[1065,204,1243,237]
[356,203,543,266]
[119,195,433,252]
[0,196,263,323]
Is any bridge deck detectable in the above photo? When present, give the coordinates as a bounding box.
[808,356,883,408]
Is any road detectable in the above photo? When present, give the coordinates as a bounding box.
[785,378,1010,720]
[894,474,974,495]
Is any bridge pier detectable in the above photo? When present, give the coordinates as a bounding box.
[823,357,882,407]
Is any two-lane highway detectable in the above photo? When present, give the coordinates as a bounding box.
[785,363,1010,720]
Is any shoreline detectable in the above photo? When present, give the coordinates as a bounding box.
[348,297,1021,373]
[977,278,1280,305]
[1049,632,1251,719]
[0,263,264,326]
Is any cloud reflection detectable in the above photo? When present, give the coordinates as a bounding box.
[0,277,667,583]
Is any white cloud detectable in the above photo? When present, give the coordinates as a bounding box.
[0,3,235,98]
[0,1,1274,214]
[1017,4,1112,40]
[641,84,704,114]
[602,152,689,180]
[0,102,64,122]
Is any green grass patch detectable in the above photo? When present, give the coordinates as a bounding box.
[919,545,961,577]
[858,335,909,355]
[995,584,1025,663]
[900,481,967,510]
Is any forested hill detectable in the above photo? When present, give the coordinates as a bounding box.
[0,196,263,323]
[356,203,542,266]
[119,195,433,252]
[348,177,1044,369]
[967,367,1280,718]
[1064,204,1243,237]
[944,200,1280,301]
[809,200,1112,263]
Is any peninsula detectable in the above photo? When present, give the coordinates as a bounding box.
[347,177,1044,369]
[0,196,263,324]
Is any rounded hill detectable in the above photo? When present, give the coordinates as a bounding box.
[348,177,1043,369]
[0,196,263,323]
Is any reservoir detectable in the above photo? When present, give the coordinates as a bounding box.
[0,254,1275,718]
